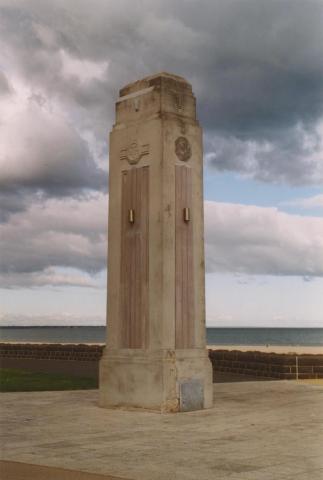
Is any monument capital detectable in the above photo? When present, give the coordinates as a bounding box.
[115,71,197,125]
[119,71,192,95]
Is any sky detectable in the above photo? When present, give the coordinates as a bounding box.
[0,0,323,327]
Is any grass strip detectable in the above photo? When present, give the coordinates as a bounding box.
[0,368,97,392]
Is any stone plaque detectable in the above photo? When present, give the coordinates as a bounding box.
[179,379,204,412]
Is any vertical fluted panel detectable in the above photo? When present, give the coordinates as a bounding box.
[175,165,194,348]
[120,167,149,348]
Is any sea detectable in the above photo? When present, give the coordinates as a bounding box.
[0,327,323,346]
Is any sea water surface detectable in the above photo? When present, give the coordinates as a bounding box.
[1,327,323,346]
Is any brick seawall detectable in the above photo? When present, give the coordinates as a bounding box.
[0,343,104,362]
[0,343,104,378]
[209,349,323,380]
[1,343,323,380]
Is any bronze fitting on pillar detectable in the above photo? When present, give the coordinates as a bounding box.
[128,208,135,224]
[183,207,190,222]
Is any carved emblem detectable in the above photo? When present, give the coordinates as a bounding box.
[175,137,191,162]
[173,93,184,111]
[168,91,184,112]
[120,142,149,165]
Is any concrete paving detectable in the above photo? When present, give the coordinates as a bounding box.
[0,460,127,480]
[1,381,323,480]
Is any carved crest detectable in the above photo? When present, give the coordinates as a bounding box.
[173,93,184,111]
[120,142,149,165]
[175,137,191,162]
[167,90,185,112]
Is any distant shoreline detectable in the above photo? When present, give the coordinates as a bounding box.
[1,327,322,349]
[0,324,323,330]
[1,326,322,329]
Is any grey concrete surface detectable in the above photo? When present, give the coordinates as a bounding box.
[1,381,323,480]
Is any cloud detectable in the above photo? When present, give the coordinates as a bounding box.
[1,0,323,188]
[0,71,12,95]
[282,194,323,209]
[1,194,322,288]
[205,201,323,277]
[2,267,102,289]
[0,81,107,188]
[205,121,323,185]
[1,0,323,290]
[0,78,107,219]
[0,312,105,326]
[0,193,107,287]
[59,50,109,85]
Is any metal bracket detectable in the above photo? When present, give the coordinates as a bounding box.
[183,207,190,222]
[128,209,135,224]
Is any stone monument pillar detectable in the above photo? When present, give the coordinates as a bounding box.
[99,72,213,412]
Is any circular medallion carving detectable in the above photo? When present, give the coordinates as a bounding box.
[175,136,191,162]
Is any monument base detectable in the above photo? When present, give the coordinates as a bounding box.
[99,348,213,412]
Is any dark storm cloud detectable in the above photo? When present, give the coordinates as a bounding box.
[0,194,107,284]
[0,190,30,222]
[0,106,106,193]
[205,123,323,185]
[0,71,12,95]
[167,1,323,131]
[1,0,322,187]
[0,91,107,220]
[1,0,323,287]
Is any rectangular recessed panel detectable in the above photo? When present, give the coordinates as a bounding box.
[120,167,149,348]
[175,165,195,349]
[179,379,204,411]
